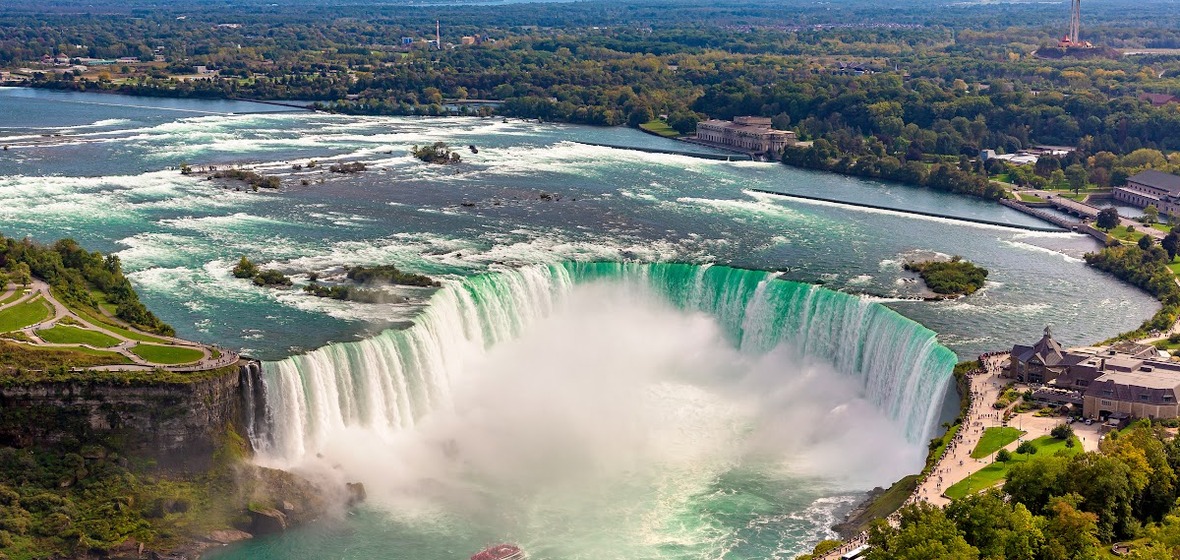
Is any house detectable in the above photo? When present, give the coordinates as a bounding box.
[1140,93,1178,107]
[1112,170,1180,214]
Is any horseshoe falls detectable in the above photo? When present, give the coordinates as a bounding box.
[246,262,957,559]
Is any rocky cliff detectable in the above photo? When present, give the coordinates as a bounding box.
[0,361,263,473]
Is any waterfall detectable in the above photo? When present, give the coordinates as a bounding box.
[257,262,957,462]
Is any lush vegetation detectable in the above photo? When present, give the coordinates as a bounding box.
[346,264,441,287]
[854,421,1180,559]
[5,0,1180,202]
[0,236,172,336]
[411,142,461,164]
[904,257,989,296]
[1084,243,1180,339]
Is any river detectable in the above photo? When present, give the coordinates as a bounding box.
[0,87,1158,559]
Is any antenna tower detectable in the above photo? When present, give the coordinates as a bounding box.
[1069,0,1081,44]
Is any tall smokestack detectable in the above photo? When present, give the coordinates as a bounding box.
[437,20,441,50]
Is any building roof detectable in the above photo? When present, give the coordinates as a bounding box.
[1012,326,1066,366]
[1128,170,1180,195]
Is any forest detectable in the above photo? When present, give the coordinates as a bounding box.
[4,0,1180,202]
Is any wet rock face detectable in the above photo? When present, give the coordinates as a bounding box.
[249,507,289,535]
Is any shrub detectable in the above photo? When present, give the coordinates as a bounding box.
[1016,441,1037,455]
[231,257,258,279]
[996,449,1012,462]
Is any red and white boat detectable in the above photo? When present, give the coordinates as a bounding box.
[470,543,525,560]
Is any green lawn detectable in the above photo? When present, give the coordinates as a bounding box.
[129,344,203,365]
[971,427,1026,459]
[1153,223,1173,233]
[0,288,28,306]
[639,119,679,138]
[0,297,52,333]
[36,324,121,347]
[1169,260,1180,276]
[73,306,170,344]
[945,435,1082,500]
[1099,226,1147,244]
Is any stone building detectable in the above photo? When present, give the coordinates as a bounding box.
[1112,170,1180,216]
[694,116,796,156]
[1007,327,1180,420]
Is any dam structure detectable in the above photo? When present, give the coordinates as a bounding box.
[251,262,958,461]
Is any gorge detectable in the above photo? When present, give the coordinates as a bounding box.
[0,89,1162,559]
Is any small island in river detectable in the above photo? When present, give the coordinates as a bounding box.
[904,256,989,296]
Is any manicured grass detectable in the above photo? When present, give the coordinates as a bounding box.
[1100,226,1147,244]
[129,343,203,365]
[1153,223,1173,233]
[1169,260,1180,276]
[73,306,170,344]
[945,435,1082,500]
[971,427,1026,459]
[639,119,679,138]
[0,288,28,306]
[0,297,52,333]
[925,423,961,473]
[36,324,121,348]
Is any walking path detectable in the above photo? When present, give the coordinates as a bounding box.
[0,279,236,372]
[815,351,1098,559]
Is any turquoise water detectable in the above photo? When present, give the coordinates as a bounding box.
[0,88,1159,558]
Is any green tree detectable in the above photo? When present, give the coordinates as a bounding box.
[1097,207,1120,230]
[1016,441,1037,455]
[1065,163,1088,194]
[1144,204,1160,224]
[1051,423,1075,440]
[1162,231,1179,260]
[867,503,979,560]
[1140,235,1154,250]
[1041,495,1101,560]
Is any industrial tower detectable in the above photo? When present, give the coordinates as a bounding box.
[1068,0,1081,44]
[1058,0,1092,49]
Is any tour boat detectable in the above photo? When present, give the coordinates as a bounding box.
[470,543,525,560]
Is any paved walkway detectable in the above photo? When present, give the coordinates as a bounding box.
[0,279,236,372]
